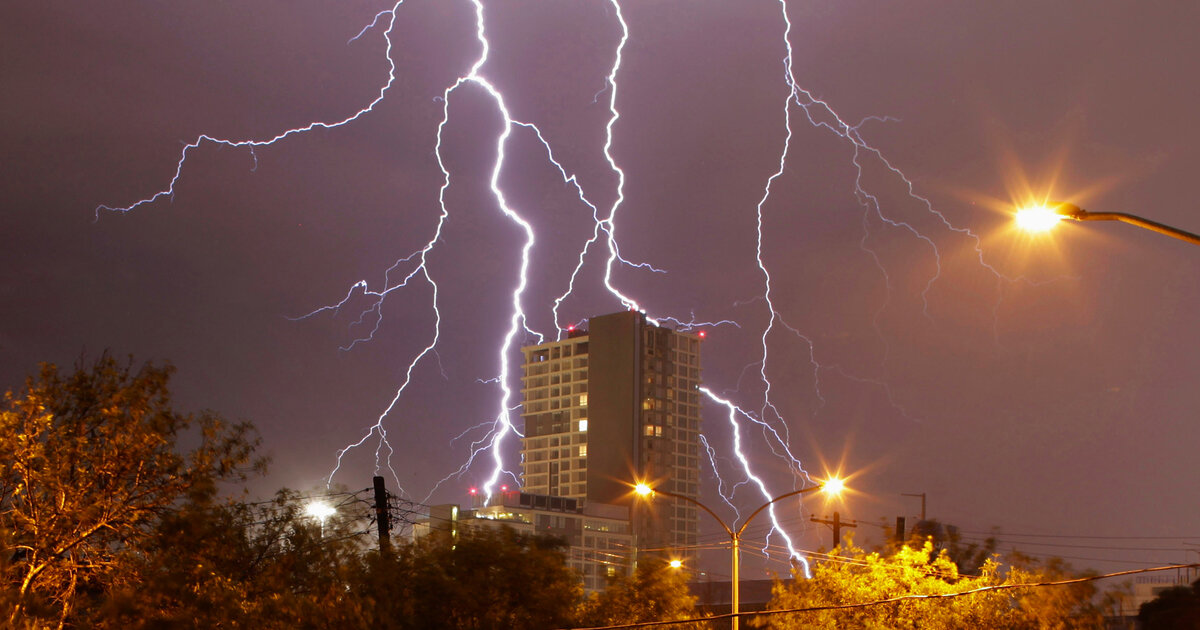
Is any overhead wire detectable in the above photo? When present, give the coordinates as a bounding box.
[557,563,1200,630]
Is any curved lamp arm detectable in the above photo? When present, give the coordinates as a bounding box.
[1054,203,1200,246]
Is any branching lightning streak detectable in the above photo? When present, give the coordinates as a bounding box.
[701,386,814,578]
[289,251,424,351]
[750,0,810,456]
[93,6,404,220]
[595,1,644,316]
[92,0,1031,566]
[698,434,740,516]
[763,0,1032,427]
[349,10,394,45]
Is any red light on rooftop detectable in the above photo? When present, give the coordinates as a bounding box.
[468,487,477,495]
[501,485,508,492]
[698,330,707,339]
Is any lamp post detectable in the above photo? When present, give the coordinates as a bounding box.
[1015,202,1200,246]
[634,478,843,630]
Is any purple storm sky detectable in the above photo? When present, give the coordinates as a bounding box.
[3,1,1198,579]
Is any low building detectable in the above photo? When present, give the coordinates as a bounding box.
[414,489,633,593]
[1106,571,1200,625]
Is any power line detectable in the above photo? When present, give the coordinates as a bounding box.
[558,563,1200,630]
[955,528,1200,541]
[955,534,1192,553]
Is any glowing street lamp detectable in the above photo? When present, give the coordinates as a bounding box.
[634,478,844,630]
[1016,202,1200,246]
[305,500,336,536]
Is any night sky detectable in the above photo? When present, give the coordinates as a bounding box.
[4,1,1198,579]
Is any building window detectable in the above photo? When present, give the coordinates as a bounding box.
[578,444,587,456]
[578,419,588,432]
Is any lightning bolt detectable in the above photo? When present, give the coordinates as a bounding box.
[92,0,1035,570]
[701,386,815,576]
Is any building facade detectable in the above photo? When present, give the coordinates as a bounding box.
[414,490,633,593]
[520,310,703,565]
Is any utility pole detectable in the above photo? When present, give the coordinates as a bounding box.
[901,492,926,521]
[895,516,906,543]
[811,512,857,548]
[373,476,391,552]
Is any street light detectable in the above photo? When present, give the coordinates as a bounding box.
[634,479,844,630]
[305,500,336,536]
[1015,202,1200,246]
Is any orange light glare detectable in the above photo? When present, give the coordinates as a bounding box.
[669,559,683,569]
[1015,206,1065,232]
[821,477,845,496]
[634,482,654,496]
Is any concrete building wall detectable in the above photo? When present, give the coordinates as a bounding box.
[584,311,643,506]
[520,311,702,566]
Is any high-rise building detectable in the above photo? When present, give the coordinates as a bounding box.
[520,310,703,564]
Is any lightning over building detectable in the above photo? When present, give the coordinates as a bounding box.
[88,0,1025,569]
[520,311,702,562]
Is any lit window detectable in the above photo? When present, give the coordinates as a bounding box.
[578,445,587,457]
[578,420,588,432]
[579,393,588,407]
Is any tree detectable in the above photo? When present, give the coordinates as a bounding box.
[362,526,584,630]
[1,355,263,628]
[757,539,1102,629]
[1004,551,1102,630]
[578,557,709,629]
[97,489,373,629]
[896,519,997,575]
[1138,577,1200,629]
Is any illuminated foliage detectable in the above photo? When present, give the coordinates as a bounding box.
[0,356,263,628]
[901,519,997,575]
[757,540,1102,629]
[578,556,709,629]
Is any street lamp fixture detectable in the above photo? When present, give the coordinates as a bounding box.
[634,478,844,630]
[305,500,336,536]
[305,500,336,521]
[1016,202,1200,246]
